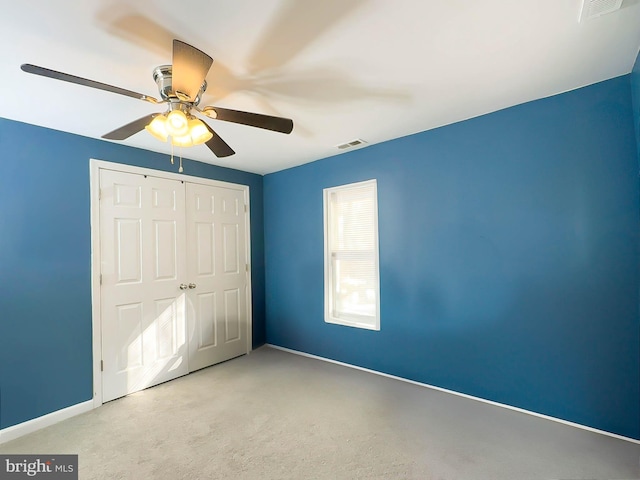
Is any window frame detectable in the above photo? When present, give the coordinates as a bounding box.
[323,179,380,331]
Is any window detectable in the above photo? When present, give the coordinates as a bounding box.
[324,179,380,330]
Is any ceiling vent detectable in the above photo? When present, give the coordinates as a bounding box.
[336,139,367,150]
[579,0,623,21]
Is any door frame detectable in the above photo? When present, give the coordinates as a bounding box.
[89,159,253,408]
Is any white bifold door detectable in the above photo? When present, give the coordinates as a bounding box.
[99,168,249,403]
[186,183,248,372]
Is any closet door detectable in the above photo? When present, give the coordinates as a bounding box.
[186,182,249,372]
[100,169,188,402]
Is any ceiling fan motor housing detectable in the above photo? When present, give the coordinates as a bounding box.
[153,65,207,105]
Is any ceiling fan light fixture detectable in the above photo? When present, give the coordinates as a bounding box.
[146,114,211,148]
[189,119,213,145]
[202,107,217,119]
[166,109,189,137]
[172,133,194,148]
[145,114,169,142]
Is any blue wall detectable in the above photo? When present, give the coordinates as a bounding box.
[264,75,640,439]
[0,119,265,429]
[632,49,640,164]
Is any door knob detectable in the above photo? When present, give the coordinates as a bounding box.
[179,284,188,290]
[188,283,197,289]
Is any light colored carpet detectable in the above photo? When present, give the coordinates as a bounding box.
[1,346,639,479]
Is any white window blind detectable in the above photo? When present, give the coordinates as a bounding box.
[324,179,380,330]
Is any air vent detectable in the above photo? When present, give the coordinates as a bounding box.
[336,139,367,150]
[579,0,623,21]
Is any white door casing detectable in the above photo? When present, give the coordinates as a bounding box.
[186,182,249,372]
[99,169,189,402]
[90,160,252,406]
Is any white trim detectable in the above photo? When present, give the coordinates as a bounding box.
[243,187,254,356]
[90,159,252,190]
[90,159,253,407]
[0,400,93,444]
[266,344,640,445]
[89,161,102,408]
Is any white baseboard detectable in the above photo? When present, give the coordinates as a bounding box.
[266,344,640,445]
[0,400,94,444]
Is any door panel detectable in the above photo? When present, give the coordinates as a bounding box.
[186,183,248,372]
[195,223,215,276]
[154,220,178,280]
[115,302,143,371]
[100,169,188,402]
[224,289,241,341]
[115,219,142,283]
[197,292,217,348]
[223,224,239,273]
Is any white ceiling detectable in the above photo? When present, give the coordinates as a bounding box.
[1,0,639,175]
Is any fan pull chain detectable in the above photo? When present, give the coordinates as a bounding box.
[179,147,184,173]
[170,141,175,165]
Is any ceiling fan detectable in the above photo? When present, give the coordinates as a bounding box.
[21,39,294,160]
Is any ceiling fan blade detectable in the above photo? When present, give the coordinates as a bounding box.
[172,39,213,102]
[203,107,293,134]
[20,64,160,104]
[102,113,158,140]
[203,122,235,158]
[96,7,174,58]
[248,0,368,72]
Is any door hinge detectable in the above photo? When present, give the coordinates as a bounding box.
[246,264,249,272]
[244,204,247,213]
[98,188,102,201]
[100,273,102,285]
[100,360,104,372]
